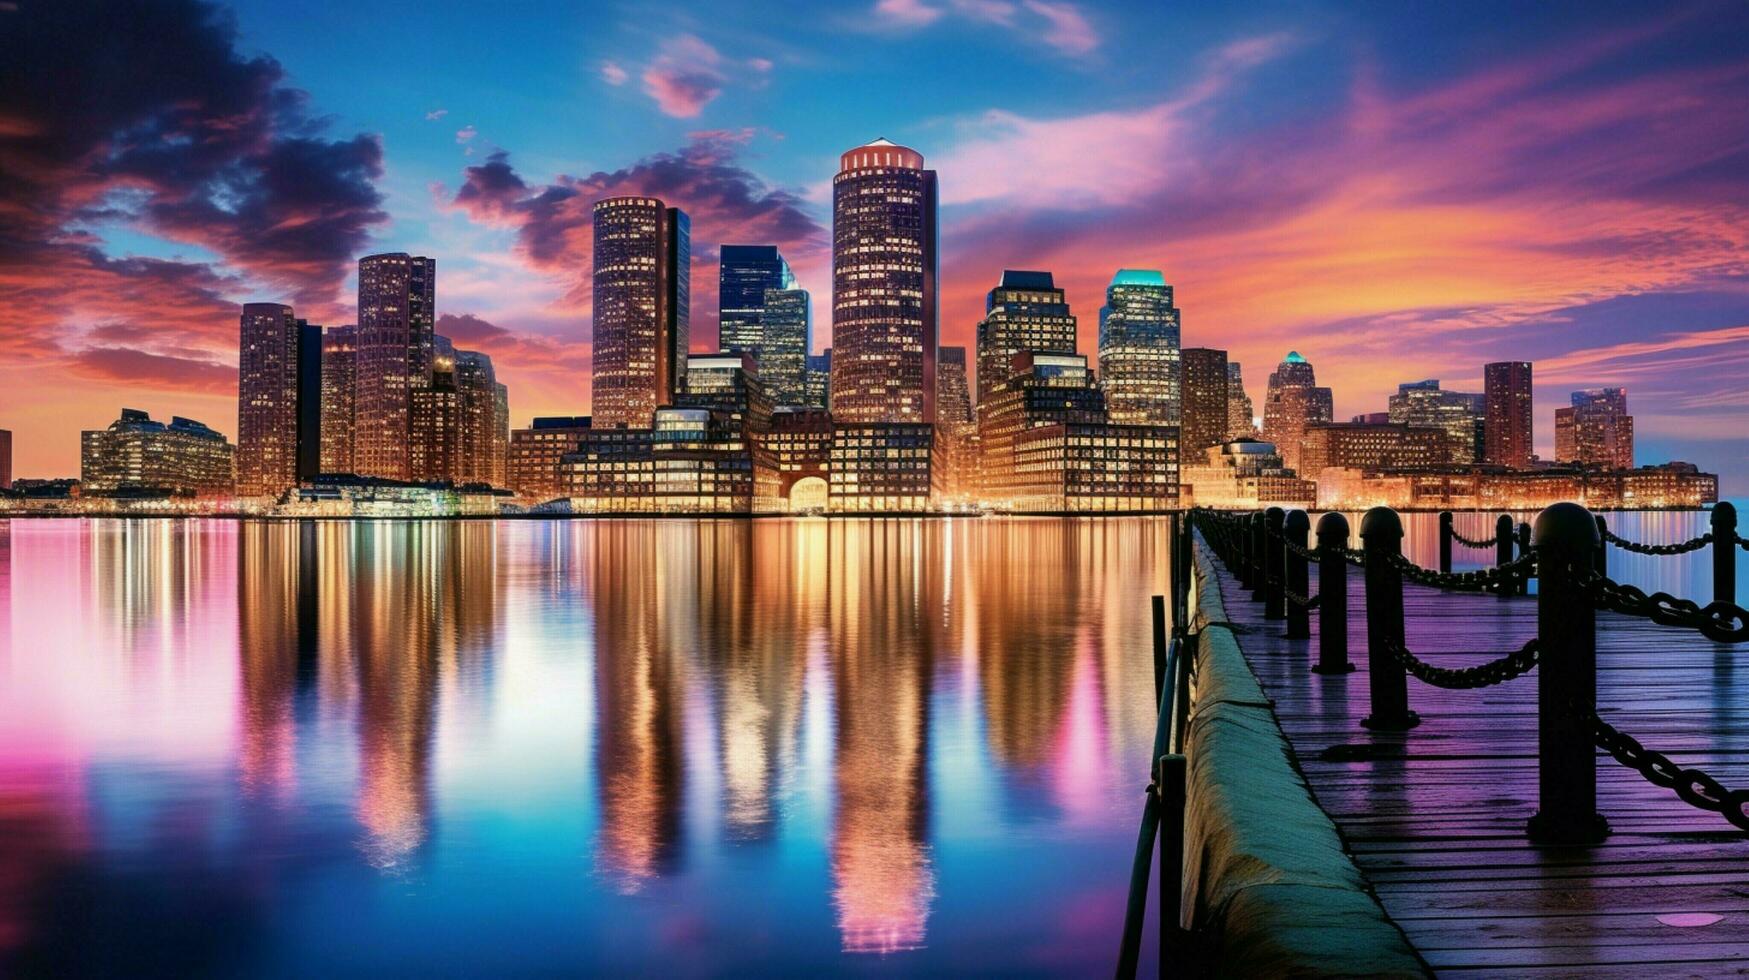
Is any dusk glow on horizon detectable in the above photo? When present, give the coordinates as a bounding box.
[0,0,1745,487]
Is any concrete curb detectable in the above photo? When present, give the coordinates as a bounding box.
[1181,532,1428,978]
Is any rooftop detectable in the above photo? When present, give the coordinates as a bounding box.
[1111,269,1166,287]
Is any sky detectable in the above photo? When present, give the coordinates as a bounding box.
[1,0,1746,487]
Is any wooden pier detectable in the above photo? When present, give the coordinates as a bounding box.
[1118,504,1749,977]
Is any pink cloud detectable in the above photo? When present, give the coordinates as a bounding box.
[873,0,943,27]
[455,125,477,144]
[641,35,727,118]
[600,61,628,86]
[1021,1,1097,55]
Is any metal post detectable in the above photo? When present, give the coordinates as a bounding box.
[1714,502,1738,607]
[1250,511,1268,602]
[1527,502,1609,846]
[1264,506,1286,620]
[1285,509,1311,639]
[1517,522,1533,596]
[1594,514,1608,579]
[1495,514,1515,599]
[1313,512,1353,674]
[1158,753,1187,962]
[1234,512,1254,591]
[1438,510,1453,575]
[1361,507,1419,730]
[1151,595,1168,708]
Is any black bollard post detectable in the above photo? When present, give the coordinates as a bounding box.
[1361,507,1419,730]
[1527,502,1609,846]
[1264,507,1286,620]
[1495,514,1515,599]
[1151,595,1167,708]
[1285,510,1311,640]
[1314,513,1354,674]
[1234,512,1254,590]
[1714,502,1738,607]
[1517,522,1533,595]
[1250,512,1268,602]
[1438,510,1453,575]
[1594,515,1608,579]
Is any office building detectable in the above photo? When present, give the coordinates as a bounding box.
[509,416,592,502]
[354,253,436,480]
[410,351,463,483]
[806,349,832,410]
[752,407,833,513]
[831,139,938,424]
[319,325,357,474]
[1010,422,1178,512]
[975,271,1077,404]
[1097,269,1180,426]
[0,428,11,489]
[1387,380,1484,465]
[718,245,795,358]
[936,346,973,435]
[563,408,751,513]
[829,423,941,512]
[1298,421,1450,481]
[1260,351,1333,473]
[1179,439,1316,509]
[296,319,322,483]
[593,197,690,428]
[977,352,1107,505]
[1226,362,1256,440]
[1180,347,1230,456]
[678,352,772,436]
[1555,387,1633,470]
[1484,361,1533,469]
[81,409,234,496]
[760,288,811,405]
[455,350,505,485]
[237,303,300,498]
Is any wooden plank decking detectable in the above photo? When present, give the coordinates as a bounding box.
[1204,552,1749,977]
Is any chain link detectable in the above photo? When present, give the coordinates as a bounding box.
[1447,526,1501,549]
[1590,710,1749,832]
[1284,589,1319,610]
[1282,537,1321,563]
[1574,567,1749,642]
[1600,526,1714,556]
[1385,550,1537,592]
[1379,637,1539,689]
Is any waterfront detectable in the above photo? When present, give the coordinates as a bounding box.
[0,511,1736,975]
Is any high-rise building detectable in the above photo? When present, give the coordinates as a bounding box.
[760,288,811,405]
[830,138,938,424]
[1484,361,1533,469]
[806,349,832,411]
[0,428,11,489]
[237,302,300,498]
[1555,387,1633,470]
[1179,348,1229,456]
[319,325,357,474]
[509,416,591,502]
[678,352,772,435]
[718,245,795,357]
[81,409,234,496]
[454,350,503,485]
[975,270,1076,405]
[491,381,510,488]
[1226,362,1257,440]
[936,346,973,435]
[1388,380,1484,465]
[592,197,689,428]
[978,352,1107,504]
[410,351,462,483]
[296,319,322,484]
[355,253,436,480]
[1260,351,1333,474]
[1097,270,1180,426]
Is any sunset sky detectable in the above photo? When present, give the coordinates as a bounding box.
[1,0,1745,486]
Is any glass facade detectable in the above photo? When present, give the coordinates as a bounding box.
[237,302,300,498]
[1387,379,1484,465]
[354,253,436,480]
[509,416,592,502]
[81,409,235,497]
[563,408,751,513]
[1555,387,1633,470]
[759,288,811,406]
[717,244,795,359]
[828,423,939,512]
[975,270,1077,405]
[319,325,357,474]
[805,349,832,411]
[592,197,689,428]
[1260,351,1333,474]
[1483,361,1533,469]
[1226,362,1257,440]
[831,139,938,424]
[1179,347,1229,457]
[1010,423,1179,512]
[1097,269,1180,427]
[976,352,1106,506]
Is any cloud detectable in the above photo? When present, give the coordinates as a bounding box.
[425,108,448,120]
[455,125,478,144]
[866,0,1099,56]
[874,0,943,27]
[65,346,236,395]
[600,61,628,86]
[641,35,727,118]
[1021,1,1097,55]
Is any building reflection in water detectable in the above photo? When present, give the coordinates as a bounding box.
[829,520,938,954]
[589,522,689,891]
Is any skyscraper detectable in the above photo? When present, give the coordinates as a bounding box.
[1179,347,1229,456]
[410,350,461,483]
[454,350,502,485]
[1555,387,1633,470]
[1260,351,1333,474]
[830,138,938,424]
[718,245,795,357]
[355,253,436,480]
[806,349,832,411]
[975,270,1077,405]
[1388,380,1485,464]
[592,197,689,428]
[1226,362,1257,440]
[936,347,973,435]
[0,429,11,489]
[237,302,300,498]
[977,352,1106,503]
[319,325,357,474]
[760,288,811,405]
[1097,270,1180,426]
[296,319,322,483]
[1484,361,1533,469]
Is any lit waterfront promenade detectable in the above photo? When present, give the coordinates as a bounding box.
[1123,504,1749,976]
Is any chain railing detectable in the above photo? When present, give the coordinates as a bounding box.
[1448,526,1498,549]
[1387,550,1536,593]
[1380,637,1539,689]
[1576,567,1749,643]
[1599,526,1713,555]
[1590,710,1749,832]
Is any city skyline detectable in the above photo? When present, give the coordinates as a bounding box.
[1,1,1746,486]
